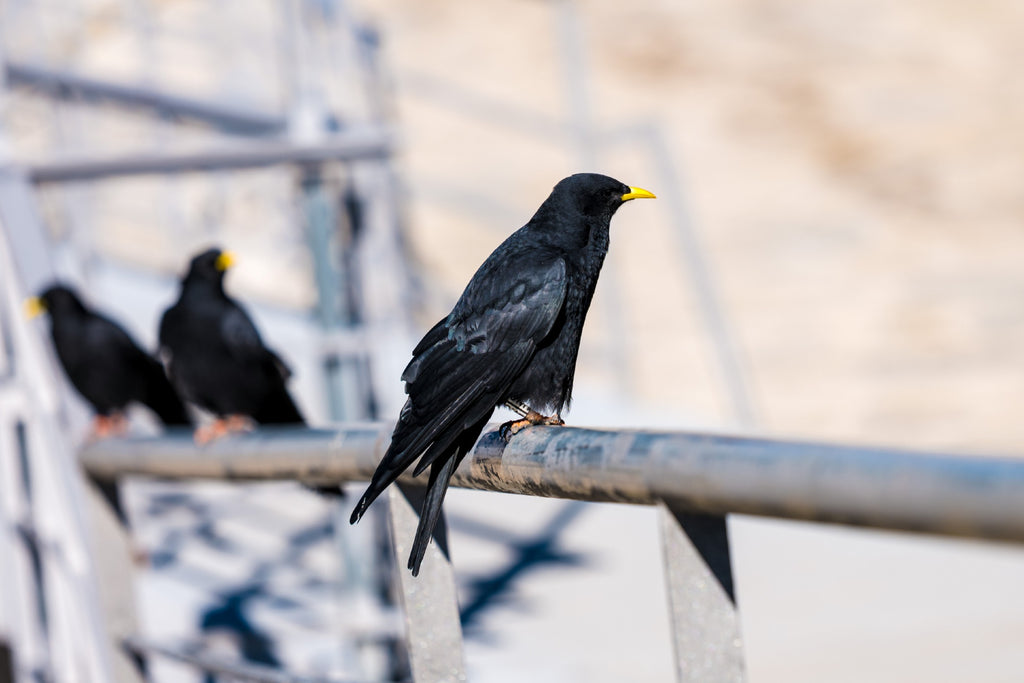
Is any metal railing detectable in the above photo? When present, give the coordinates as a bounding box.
[79,423,1024,682]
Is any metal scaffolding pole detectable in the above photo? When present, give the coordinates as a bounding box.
[4,61,286,135]
[20,129,392,183]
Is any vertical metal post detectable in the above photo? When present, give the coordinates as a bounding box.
[302,166,374,423]
[287,4,409,678]
[387,485,466,683]
[658,502,745,682]
[0,417,49,683]
[83,478,145,683]
[304,168,344,418]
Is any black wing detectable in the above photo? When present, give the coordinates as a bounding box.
[220,304,303,424]
[351,251,568,524]
[220,305,270,363]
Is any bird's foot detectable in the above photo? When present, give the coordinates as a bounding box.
[88,413,128,441]
[224,414,255,434]
[194,419,229,445]
[195,415,254,445]
[89,415,113,440]
[499,410,564,442]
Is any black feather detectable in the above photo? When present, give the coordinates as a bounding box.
[350,173,653,575]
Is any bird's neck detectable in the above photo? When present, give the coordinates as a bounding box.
[528,203,612,256]
[180,276,227,302]
[49,300,91,328]
[578,219,610,279]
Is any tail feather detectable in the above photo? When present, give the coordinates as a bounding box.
[350,442,407,524]
[408,455,459,576]
[349,408,488,526]
[141,357,192,427]
[254,387,304,425]
[408,415,489,576]
[412,405,491,477]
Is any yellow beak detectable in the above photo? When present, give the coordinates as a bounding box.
[215,251,236,272]
[621,186,656,201]
[24,296,45,319]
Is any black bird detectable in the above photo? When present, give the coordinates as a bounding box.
[159,248,304,444]
[350,173,655,575]
[27,283,192,436]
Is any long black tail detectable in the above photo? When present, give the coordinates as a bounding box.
[407,415,489,576]
[141,357,193,427]
[254,387,305,425]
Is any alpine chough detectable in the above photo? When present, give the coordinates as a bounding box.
[350,173,655,575]
[158,248,304,444]
[27,283,192,436]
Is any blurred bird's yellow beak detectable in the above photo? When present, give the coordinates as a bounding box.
[24,296,45,319]
[621,186,656,201]
[215,252,235,271]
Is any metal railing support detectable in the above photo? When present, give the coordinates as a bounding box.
[1,178,119,682]
[659,505,744,682]
[0,415,50,683]
[387,486,466,683]
[79,424,1024,682]
[82,479,145,683]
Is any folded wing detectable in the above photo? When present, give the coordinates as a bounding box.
[351,252,568,523]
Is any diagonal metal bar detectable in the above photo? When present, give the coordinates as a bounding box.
[79,425,1024,545]
[5,61,287,135]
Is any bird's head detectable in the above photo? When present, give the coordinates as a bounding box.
[548,173,656,222]
[25,283,86,320]
[183,247,235,289]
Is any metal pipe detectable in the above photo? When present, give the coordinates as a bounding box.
[80,424,1024,544]
[4,61,286,135]
[19,129,392,183]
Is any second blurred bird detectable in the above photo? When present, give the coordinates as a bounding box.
[159,247,305,444]
[27,283,192,437]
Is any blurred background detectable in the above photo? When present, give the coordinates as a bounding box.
[2,0,1024,681]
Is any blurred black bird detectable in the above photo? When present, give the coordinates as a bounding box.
[27,283,192,437]
[350,173,655,575]
[159,248,304,444]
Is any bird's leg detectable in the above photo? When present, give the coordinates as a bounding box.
[499,408,565,442]
[504,399,532,418]
[194,418,229,446]
[223,414,254,434]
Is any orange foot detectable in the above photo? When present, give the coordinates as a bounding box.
[499,409,564,442]
[194,415,255,445]
[89,413,129,440]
